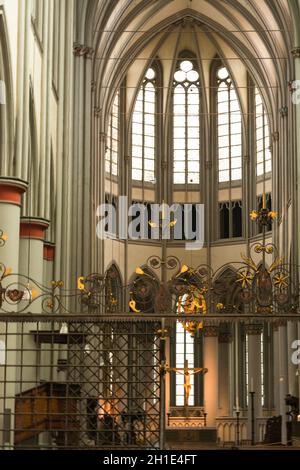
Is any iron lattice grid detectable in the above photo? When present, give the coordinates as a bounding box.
[0,317,162,450]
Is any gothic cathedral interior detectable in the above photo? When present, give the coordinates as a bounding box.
[1,0,300,453]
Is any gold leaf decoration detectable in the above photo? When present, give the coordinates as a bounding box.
[129,299,141,313]
[273,272,289,289]
[250,210,258,220]
[236,271,254,288]
[135,267,145,275]
[268,258,283,273]
[241,253,258,272]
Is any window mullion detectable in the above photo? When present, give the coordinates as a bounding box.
[262,108,264,175]
[110,114,113,175]
[228,85,233,237]
[185,87,188,185]
[142,84,145,184]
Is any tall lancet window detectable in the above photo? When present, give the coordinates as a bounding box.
[105,91,119,176]
[255,87,271,176]
[217,66,242,183]
[173,59,200,185]
[176,296,195,406]
[132,68,156,182]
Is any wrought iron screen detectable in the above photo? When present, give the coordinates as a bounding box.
[0,317,161,449]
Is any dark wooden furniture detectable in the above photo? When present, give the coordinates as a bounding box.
[14,382,81,447]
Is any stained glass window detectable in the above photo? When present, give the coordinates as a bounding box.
[132,68,156,182]
[173,60,200,185]
[217,66,242,183]
[255,87,271,176]
[105,91,119,176]
[176,295,195,406]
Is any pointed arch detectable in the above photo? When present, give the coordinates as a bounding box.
[214,61,243,184]
[105,89,119,177]
[105,263,123,313]
[172,50,201,186]
[213,266,243,313]
[131,63,160,184]
[254,85,272,178]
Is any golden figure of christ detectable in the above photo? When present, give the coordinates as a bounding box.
[168,359,208,405]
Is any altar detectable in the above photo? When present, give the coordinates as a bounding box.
[167,406,206,428]
[166,406,217,445]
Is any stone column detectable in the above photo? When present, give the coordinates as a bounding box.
[218,329,233,417]
[204,325,219,427]
[0,177,28,447]
[298,323,300,403]
[292,36,300,425]
[43,240,64,384]
[19,217,49,293]
[273,323,280,413]
[245,323,263,442]
[18,217,49,393]
[0,178,28,272]
[278,323,288,444]
[43,241,55,288]
[287,321,298,396]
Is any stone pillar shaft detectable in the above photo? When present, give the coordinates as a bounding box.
[43,241,55,288]
[273,325,280,413]
[278,325,288,444]
[18,217,49,393]
[218,331,232,416]
[287,321,298,396]
[0,177,27,447]
[245,323,263,442]
[204,326,218,426]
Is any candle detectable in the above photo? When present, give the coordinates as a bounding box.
[236,398,239,412]
[250,377,254,392]
[262,192,266,209]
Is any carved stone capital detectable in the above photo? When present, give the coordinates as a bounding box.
[244,323,263,335]
[73,43,94,59]
[94,106,101,117]
[273,319,287,331]
[272,131,279,142]
[99,132,106,143]
[203,325,219,337]
[279,106,288,117]
[291,47,300,58]
[219,332,233,343]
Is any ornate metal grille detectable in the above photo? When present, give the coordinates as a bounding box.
[0,317,161,449]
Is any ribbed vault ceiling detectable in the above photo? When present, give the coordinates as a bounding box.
[76,0,299,129]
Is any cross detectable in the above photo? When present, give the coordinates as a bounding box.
[165,359,208,407]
